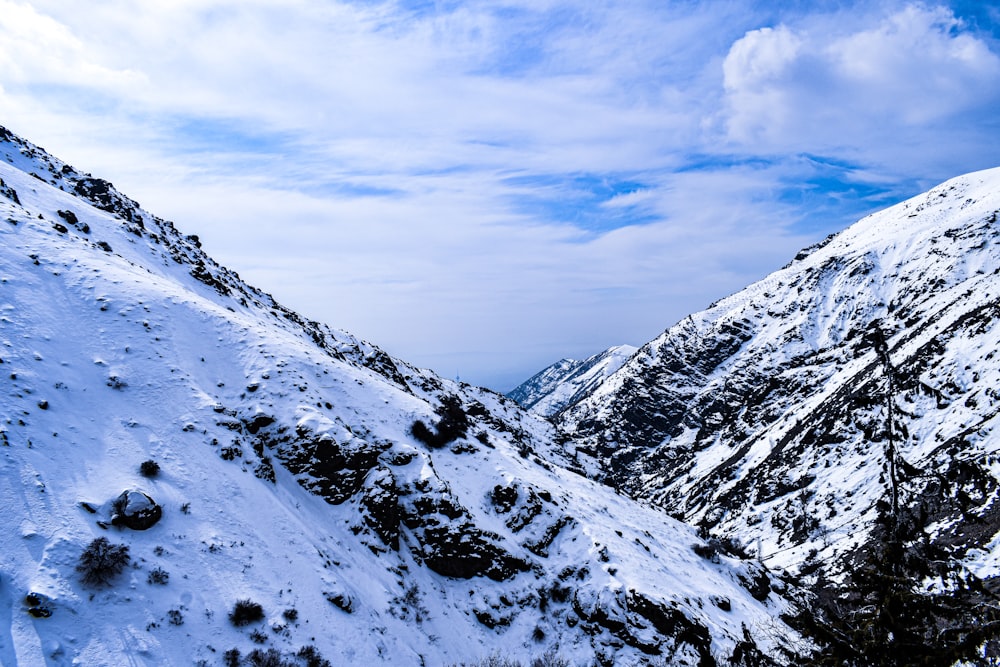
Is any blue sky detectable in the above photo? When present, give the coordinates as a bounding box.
[2,1,999,390]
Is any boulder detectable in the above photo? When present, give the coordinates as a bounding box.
[110,489,162,530]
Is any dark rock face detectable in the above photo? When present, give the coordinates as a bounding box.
[359,467,401,549]
[563,587,719,664]
[73,177,145,228]
[275,425,388,505]
[558,186,1000,563]
[401,485,530,581]
[567,318,756,492]
[409,521,529,581]
[0,177,21,204]
[264,411,531,582]
[549,178,1000,662]
[110,489,162,530]
[246,414,275,434]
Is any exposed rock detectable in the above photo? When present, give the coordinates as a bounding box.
[110,489,162,530]
[402,489,530,581]
[359,467,401,549]
[275,425,387,504]
[25,592,52,618]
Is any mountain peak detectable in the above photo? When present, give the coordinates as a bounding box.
[549,164,1000,650]
[508,345,638,416]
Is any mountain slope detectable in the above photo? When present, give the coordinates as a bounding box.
[507,345,637,417]
[556,167,1000,586]
[0,126,800,666]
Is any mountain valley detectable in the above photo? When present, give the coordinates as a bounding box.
[3,120,1000,666]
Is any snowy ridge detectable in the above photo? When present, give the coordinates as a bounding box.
[556,167,1000,583]
[507,345,637,417]
[0,126,801,666]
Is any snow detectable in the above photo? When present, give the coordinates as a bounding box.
[551,165,1000,590]
[507,345,638,416]
[0,127,802,665]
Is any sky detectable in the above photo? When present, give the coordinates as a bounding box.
[1,1,999,391]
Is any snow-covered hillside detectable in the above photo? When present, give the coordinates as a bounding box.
[0,126,802,666]
[556,167,1000,585]
[507,346,637,417]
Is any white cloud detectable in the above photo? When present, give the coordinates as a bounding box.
[722,25,803,144]
[1,1,998,388]
[828,5,1000,124]
[600,189,655,209]
[722,4,1000,152]
[724,25,802,89]
[0,0,144,89]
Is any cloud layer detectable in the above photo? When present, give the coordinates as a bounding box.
[723,5,1000,154]
[1,1,998,389]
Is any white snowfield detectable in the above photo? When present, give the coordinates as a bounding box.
[0,128,803,665]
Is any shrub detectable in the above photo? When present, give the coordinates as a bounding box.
[692,540,721,563]
[297,645,332,667]
[246,648,291,667]
[230,598,265,626]
[529,651,570,667]
[282,607,298,622]
[139,459,160,478]
[410,419,437,446]
[167,608,183,626]
[718,535,751,559]
[223,648,240,667]
[411,394,469,448]
[446,653,570,667]
[147,567,169,585]
[250,628,268,643]
[77,537,130,587]
[446,655,522,667]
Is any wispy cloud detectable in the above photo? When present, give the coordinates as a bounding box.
[1,1,998,389]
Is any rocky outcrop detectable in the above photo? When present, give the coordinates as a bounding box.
[110,489,162,530]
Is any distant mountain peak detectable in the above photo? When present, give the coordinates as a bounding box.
[508,345,638,416]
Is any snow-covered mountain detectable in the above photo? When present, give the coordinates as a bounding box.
[507,346,637,417]
[555,167,1000,584]
[0,125,802,666]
